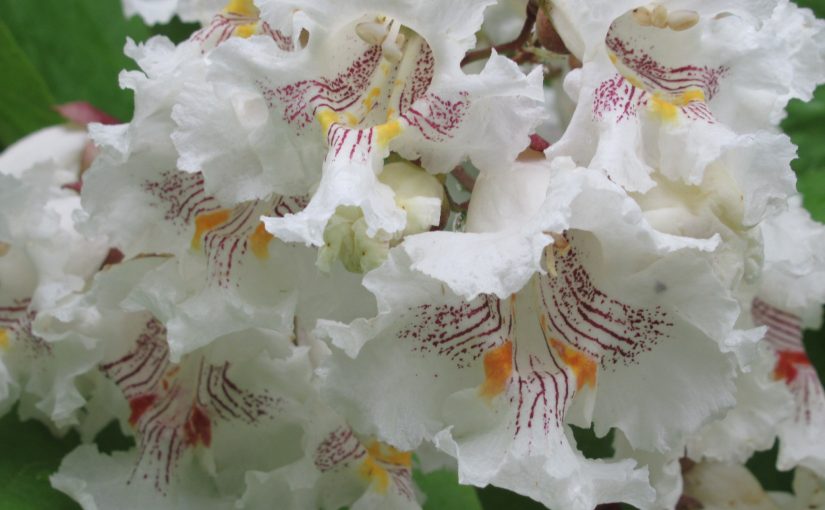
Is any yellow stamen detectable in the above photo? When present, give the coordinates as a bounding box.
[0,329,9,350]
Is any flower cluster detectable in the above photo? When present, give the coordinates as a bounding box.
[3,0,825,508]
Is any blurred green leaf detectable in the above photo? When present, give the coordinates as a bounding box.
[0,0,152,122]
[783,87,825,176]
[793,0,825,18]
[477,484,548,510]
[572,425,615,460]
[414,469,483,510]
[0,20,62,145]
[797,170,825,224]
[746,442,794,493]
[149,16,200,44]
[0,410,81,510]
[787,87,825,223]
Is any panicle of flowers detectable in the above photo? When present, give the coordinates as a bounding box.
[1,0,825,508]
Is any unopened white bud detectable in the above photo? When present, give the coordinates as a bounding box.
[667,10,699,31]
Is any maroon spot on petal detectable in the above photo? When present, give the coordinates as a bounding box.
[184,405,212,447]
[100,248,125,268]
[129,394,158,426]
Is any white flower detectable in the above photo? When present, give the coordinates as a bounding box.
[240,400,421,510]
[312,155,756,508]
[0,126,109,429]
[172,0,545,247]
[686,343,793,466]
[547,0,819,200]
[48,254,416,509]
[681,461,783,510]
[779,468,825,510]
[316,161,445,273]
[48,258,313,508]
[751,294,825,478]
[759,197,825,327]
[549,0,825,124]
[79,8,375,358]
[679,198,825,490]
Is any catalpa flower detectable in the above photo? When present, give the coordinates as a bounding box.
[682,462,825,509]
[48,256,414,509]
[172,0,545,247]
[547,0,823,196]
[773,467,825,510]
[79,6,372,357]
[748,199,825,478]
[686,197,825,470]
[680,460,787,509]
[240,399,421,510]
[49,258,312,508]
[316,157,748,509]
[0,125,109,429]
[685,343,793,466]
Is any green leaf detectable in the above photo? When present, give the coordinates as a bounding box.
[796,170,825,223]
[782,87,825,176]
[149,16,200,44]
[746,442,794,493]
[414,469,483,510]
[0,0,152,122]
[792,0,825,18]
[476,484,548,510]
[0,20,61,146]
[571,425,615,460]
[0,410,81,510]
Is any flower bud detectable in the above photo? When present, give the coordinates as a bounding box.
[536,7,569,54]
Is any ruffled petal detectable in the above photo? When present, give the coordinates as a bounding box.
[318,255,654,509]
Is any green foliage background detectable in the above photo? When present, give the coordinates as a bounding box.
[0,0,824,508]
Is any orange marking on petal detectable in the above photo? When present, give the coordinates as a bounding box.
[191,209,231,251]
[480,340,513,398]
[774,350,811,384]
[128,394,157,426]
[249,222,274,259]
[359,456,390,493]
[0,329,9,350]
[359,441,411,493]
[366,441,412,467]
[549,338,597,390]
